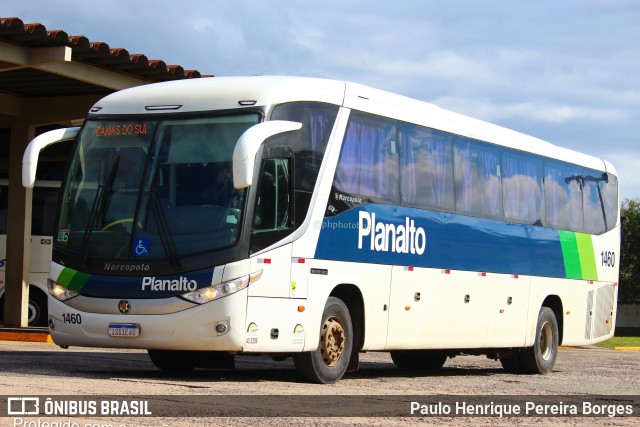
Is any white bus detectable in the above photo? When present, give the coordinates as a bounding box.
[23,77,620,383]
[1,137,70,327]
[0,180,60,326]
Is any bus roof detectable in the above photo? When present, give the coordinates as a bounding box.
[89,76,614,174]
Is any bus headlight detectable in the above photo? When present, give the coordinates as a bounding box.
[181,270,263,304]
[47,279,79,301]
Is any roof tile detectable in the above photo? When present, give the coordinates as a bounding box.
[0,16,202,82]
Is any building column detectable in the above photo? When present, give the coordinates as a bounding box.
[3,120,34,327]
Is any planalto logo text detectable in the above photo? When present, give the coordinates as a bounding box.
[358,211,426,255]
[142,276,198,291]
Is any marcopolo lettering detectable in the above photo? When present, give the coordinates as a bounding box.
[104,262,150,272]
[142,276,198,292]
[358,211,426,255]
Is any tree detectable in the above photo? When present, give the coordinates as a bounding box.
[619,198,640,302]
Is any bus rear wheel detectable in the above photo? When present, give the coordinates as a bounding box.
[500,307,558,374]
[520,307,558,374]
[293,297,353,384]
[390,350,447,371]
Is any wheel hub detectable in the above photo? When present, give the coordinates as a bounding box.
[539,321,554,361]
[320,316,345,367]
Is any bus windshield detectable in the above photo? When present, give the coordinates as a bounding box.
[56,114,261,263]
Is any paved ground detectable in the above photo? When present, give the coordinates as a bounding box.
[0,339,638,426]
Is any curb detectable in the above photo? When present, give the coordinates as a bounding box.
[0,327,52,343]
[614,346,640,351]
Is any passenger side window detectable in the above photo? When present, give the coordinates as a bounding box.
[334,112,399,204]
[502,151,544,225]
[454,140,502,219]
[582,169,608,235]
[32,187,60,236]
[399,123,454,211]
[601,173,619,232]
[544,161,583,231]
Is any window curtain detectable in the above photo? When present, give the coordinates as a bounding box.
[502,154,543,224]
[454,142,502,217]
[399,125,453,210]
[335,117,397,201]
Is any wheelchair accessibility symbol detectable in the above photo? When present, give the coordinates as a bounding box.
[132,238,150,257]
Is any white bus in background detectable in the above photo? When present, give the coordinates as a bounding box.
[0,179,60,326]
[23,76,620,383]
[0,137,70,327]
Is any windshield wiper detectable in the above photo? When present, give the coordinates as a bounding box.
[80,156,120,266]
[147,184,181,270]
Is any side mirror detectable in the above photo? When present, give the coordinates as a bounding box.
[22,127,80,188]
[232,120,301,189]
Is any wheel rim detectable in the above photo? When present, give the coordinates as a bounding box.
[28,302,39,325]
[320,315,345,367]
[539,320,554,361]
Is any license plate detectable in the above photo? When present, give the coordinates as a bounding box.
[108,323,140,337]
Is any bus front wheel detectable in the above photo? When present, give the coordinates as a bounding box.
[293,297,353,384]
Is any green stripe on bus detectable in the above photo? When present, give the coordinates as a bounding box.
[558,230,582,279]
[57,267,91,292]
[575,233,598,281]
[56,267,76,287]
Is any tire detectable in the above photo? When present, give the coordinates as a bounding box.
[294,297,353,384]
[390,350,447,371]
[147,350,198,372]
[519,307,559,374]
[28,287,48,327]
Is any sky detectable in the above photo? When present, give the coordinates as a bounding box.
[3,0,640,200]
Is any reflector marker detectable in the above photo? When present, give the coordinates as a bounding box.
[257,258,271,264]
